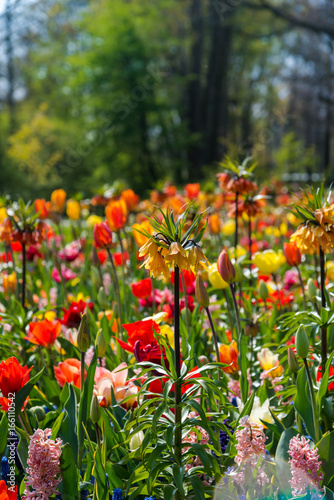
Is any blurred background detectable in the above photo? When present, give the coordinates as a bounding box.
[0,0,333,198]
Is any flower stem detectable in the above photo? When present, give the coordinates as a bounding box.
[80,351,85,396]
[181,271,190,336]
[230,284,241,339]
[248,216,252,275]
[21,242,26,309]
[319,248,327,376]
[303,358,320,443]
[117,231,128,322]
[173,265,182,495]
[107,248,123,336]
[234,192,239,261]
[294,373,303,434]
[296,265,307,310]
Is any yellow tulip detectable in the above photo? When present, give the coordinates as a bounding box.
[221,220,235,236]
[257,347,283,378]
[86,214,102,228]
[252,249,285,275]
[228,245,246,261]
[208,263,229,289]
[66,199,81,220]
[327,261,334,281]
[0,207,7,225]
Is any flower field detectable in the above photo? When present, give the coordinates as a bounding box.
[0,162,334,500]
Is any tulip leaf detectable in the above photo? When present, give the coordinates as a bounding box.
[0,413,8,455]
[59,384,78,462]
[14,367,44,418]
[295,366,316,441]
[317,352,334,413]
[239,334,249,404]
[275,427,299,496]
[315,431,334,490]
[58,443,80,499]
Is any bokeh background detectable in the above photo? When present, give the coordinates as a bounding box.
[0,0,333,197]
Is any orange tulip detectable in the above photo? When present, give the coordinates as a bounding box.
[209,214,221,235]
[26,319,61,348]
[105,199,128,231]
[35,199,52,219]
[219,341,239,375]
[132,220,153,247]
[51,188,67,213]
[283,242,302,267]
[94,221,113,248]
[184,183,200,200]
[54,358,86,389]
[121,189,139,211]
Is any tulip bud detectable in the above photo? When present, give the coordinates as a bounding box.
[295,325,309,359]
[98,287,110,310]
[307,278,317,300]
[96,329,107,358]
[77,313,91,352]
[90,395,101,424]
[30,406,46,422]
[195,275,210,308]
[129,430,145,451]
[91,267,101,288]
[259,280,269,301]
[288,347,299,373]
[234,262,243,283]
[198,355,209,365]
[217,249,236,284]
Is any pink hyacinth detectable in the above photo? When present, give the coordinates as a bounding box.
[234,416,267,465]
[23,428,62,500]
[288,435,323,497]
[231,415,269,490]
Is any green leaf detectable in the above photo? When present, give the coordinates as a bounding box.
[0,413,8,455]
[173,463,185,495]
[189,475,206,500]
[295,365,316,441]
[59,384,78,462]
[316,431,334,490]
[275,427,299,496]
[58,443,80,499]
[15,368,44,418]
[317,352,334,413]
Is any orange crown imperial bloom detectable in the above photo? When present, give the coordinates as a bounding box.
[35,199,52,219]
[219,341,239,375]
[283,242,301,267]
[217,249,236,284]
[26,318,62,348]
[0,357,32,412]
[51,188,67,213]
[94,221,113,248]
[105,199,128,232]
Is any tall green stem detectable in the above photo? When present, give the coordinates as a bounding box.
[107,248,122,335]
[173,265,182,498]
[234,192,239,261]
[319,248,327,375]
[117,231,128,322]
[21,242,26,309]
[296,265,307,310]
[181,271,190,336]
[303,358,320,442]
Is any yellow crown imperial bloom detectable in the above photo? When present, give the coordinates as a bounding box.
[314,205,334,227]
[138,237,160,260]
[188,245,209,272]
[164,242,189,270]
[142,251,170,281]
[291,223,334,255]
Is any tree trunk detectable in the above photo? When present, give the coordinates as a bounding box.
[202,1,234,167]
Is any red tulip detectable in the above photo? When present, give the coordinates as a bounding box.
[94,221,113,248]
[0,357,32,412]
[131,278,152,299]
